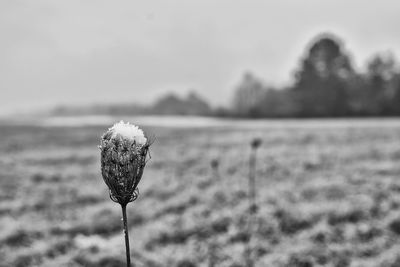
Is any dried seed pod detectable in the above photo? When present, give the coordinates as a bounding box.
[210,158,219,170]
[99,121,151,205]
[251,138,262,149]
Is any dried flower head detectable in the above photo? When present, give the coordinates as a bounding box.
[100,121,151,205]
[251,138,262,149]
[210,158,219,170]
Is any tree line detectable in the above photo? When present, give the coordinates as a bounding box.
[52,32,400,118]
[232,33,400,118]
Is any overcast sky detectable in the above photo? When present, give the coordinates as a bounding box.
[1,0,400,115]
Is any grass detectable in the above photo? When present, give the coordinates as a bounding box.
[0,121,400,266]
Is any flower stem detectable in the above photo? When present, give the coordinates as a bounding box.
[246,147,258,267]
[249,147,257,218]
[121,204,131,267]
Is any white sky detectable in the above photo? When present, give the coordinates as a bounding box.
[1,0,400,114]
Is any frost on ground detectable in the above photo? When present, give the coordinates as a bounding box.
[0,122,400,267]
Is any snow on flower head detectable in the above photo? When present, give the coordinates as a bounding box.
[109,121,147,146]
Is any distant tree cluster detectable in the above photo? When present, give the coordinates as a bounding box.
[232,33,400,117]
[53,32,400,118]
[53,91,212,116]
[151,91,211,115]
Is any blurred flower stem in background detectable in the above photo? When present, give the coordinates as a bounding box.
[99,121,151,267]
[246,138,262,267]
[208,158,220,267]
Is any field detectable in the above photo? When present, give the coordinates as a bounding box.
[1,119,400,266]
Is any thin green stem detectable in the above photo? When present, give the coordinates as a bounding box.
[121,204,131,267]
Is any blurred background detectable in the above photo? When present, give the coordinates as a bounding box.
[1,1,400,266]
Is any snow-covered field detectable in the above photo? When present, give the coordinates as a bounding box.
[1,119,400,266]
